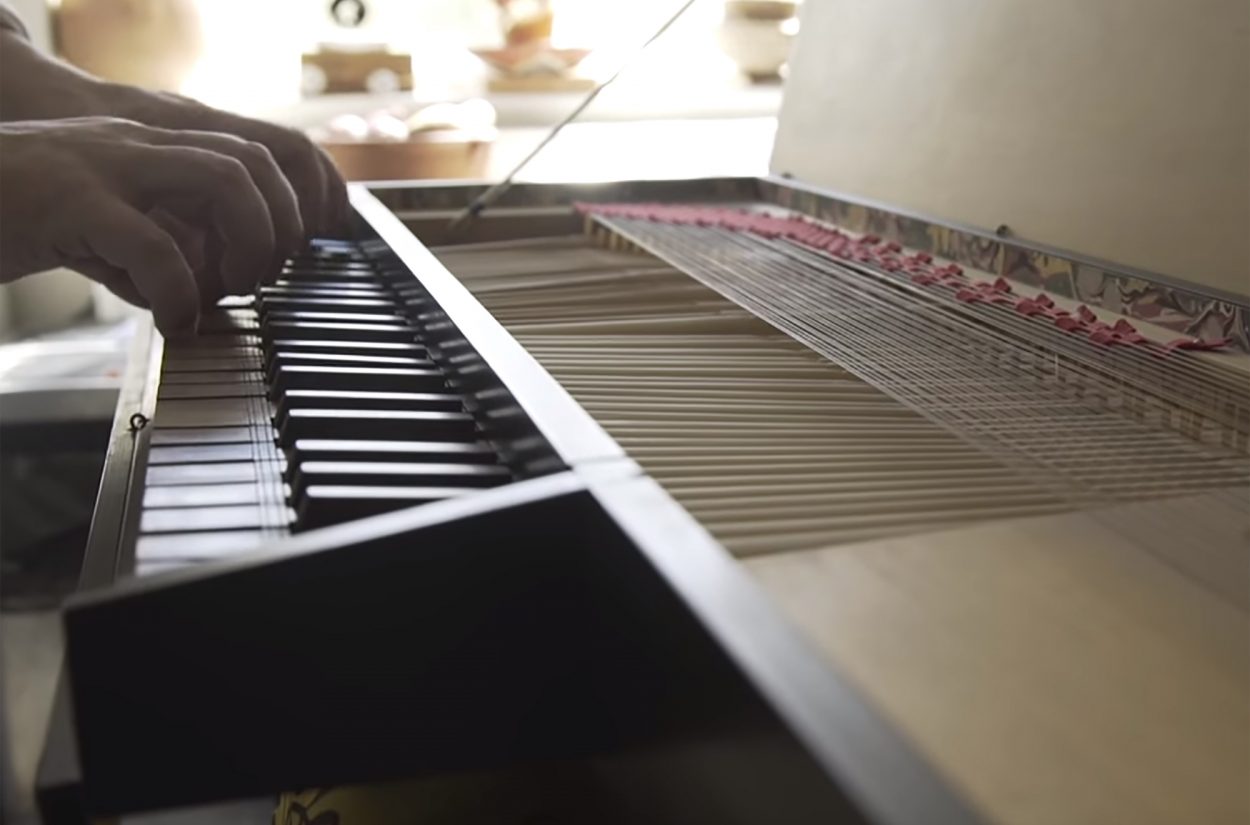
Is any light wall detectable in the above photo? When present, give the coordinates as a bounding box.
[773,0,1250,298]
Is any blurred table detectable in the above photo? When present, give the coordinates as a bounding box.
[320,116,777,183]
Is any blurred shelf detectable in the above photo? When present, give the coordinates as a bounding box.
[264,82,784,131]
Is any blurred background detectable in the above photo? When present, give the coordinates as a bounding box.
[0,0,796,340]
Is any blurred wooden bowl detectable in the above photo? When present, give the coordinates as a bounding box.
[320,130,495,181]
[471,45,590,77]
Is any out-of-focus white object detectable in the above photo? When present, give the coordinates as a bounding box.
[301,63,329,96]
[364,67,402,94]
[717,0,798,81]
[310,100,498,143]
[365,111,410,142]
[90,283,144,325]
[406,99,497,133]
[7,0,51,49]
[0,270,94,339]
[324,113,372,142]
[180,0,301,113]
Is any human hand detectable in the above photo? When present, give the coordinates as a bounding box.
[109,87,349,238]
[0,117,303,335]
[0,29,348,238]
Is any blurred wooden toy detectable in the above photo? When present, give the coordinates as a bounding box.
[300,0,413,95]
[301,47,413,95]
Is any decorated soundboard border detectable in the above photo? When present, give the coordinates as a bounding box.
[758,177,1250,353]
[367,177,1249,352]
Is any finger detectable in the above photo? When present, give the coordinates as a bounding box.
[129,145,275,295]
[149,207,225,305]
[292,139,330,237]
[150,102,336,240]
[146,129,304,260]
[258,126,335,238]
[315,144,350,237]
[78,199,199,335]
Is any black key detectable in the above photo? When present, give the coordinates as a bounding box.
[266,352,435,375]
[283,265,375,275]
[261,285,390,299]
[268,339,427,357]
[292,252,370,264]
[256,296,396,311]
[262,321,419,343]
[290,461,508,496]
[296,485,470,530]
[392,282,425,296]
[270,365,447,394]
[279,270,399,286]
[401,295,434,310]
[292,247,370,260]
[276,390,463,421]
[307,238,359,251]
[288,439,498,465]
[296,258,369,269]
[261,311,409,325]
[278,408,476,444]
[264,341,430,371]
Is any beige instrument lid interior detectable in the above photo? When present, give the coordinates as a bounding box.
[772,0,1250,299]
[745,492,1250,825]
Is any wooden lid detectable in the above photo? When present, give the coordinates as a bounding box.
[772,0,1249,299]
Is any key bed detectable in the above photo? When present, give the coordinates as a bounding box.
[134,240,513,572]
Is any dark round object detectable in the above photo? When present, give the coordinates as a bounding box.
[330,0,367,28]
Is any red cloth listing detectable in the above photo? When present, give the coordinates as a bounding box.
[576,202,1231,354]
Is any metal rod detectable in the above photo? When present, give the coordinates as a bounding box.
[446,0,701,235]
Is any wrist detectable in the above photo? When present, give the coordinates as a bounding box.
[0,29,109,120]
